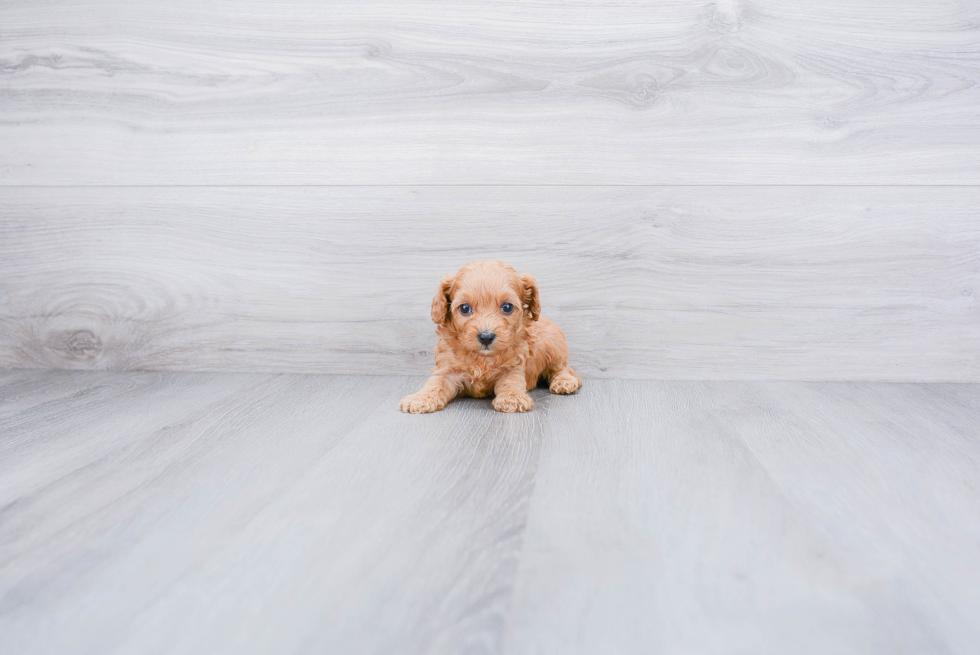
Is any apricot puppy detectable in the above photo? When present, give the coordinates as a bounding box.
[400,260,582,413]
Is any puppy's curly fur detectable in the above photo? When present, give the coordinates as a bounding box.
[400,260,581,413]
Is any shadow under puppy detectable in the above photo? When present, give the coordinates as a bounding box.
[400,260,581,413]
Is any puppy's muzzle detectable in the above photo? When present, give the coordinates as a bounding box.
[477,331,496,347]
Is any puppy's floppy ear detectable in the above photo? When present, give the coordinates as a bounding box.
[520,273,541,321]
[430,273,455,325]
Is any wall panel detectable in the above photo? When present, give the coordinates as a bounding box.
[2,186,977,380]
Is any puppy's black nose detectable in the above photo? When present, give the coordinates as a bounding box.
[477,331,496,347]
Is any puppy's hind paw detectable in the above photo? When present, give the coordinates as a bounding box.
[549,369,582,395]
[399,393,446,414]
[492,392,534,413]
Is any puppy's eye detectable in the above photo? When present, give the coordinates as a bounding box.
[501,303,514,314]
[458,303,472,315]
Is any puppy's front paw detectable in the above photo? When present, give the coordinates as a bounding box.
[492,392,534,413]
[549,370,582,395]
[399,393,446,414]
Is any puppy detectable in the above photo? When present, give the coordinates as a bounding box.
[400,260,581,413]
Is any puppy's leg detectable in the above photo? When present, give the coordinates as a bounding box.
[492,367,534,413]
[529,316,582,395]
[400,374,459,414]
[548,366,582,395]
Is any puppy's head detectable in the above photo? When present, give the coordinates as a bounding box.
[431,260,540,355]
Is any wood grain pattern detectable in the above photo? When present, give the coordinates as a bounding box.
[2,186,977,380]
[0,371,544,654]
[1,1,978,184]
[503,380,980,654]
[2,371,979,653]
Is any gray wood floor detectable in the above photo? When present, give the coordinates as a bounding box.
[2,369,979,655]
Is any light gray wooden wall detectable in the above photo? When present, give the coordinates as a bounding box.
[1,1,978,379]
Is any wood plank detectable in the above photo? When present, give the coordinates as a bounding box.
[1,1,978,184]
[2,186,977,380]
[732,382,980,655]
[0,368,122,420]
[502,380,980,654]
[0,372,544,654]
[0,372,394,653]
[107,384,545,655]
[0,371,276,502]
[3,372,979,653]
